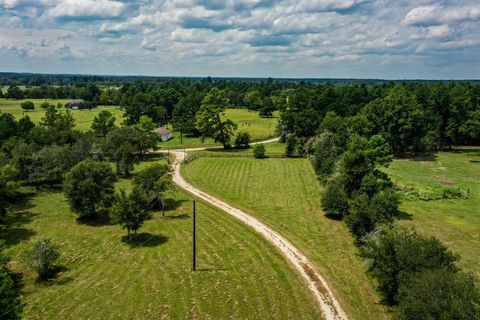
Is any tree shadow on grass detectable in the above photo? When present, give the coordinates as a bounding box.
[34,265,70,284]
[76,215,112,227]
[195,267,229,272]
[407,153,438,162]
[164,198,188,211]
[163,213,189,220]
[324,213,344,221]
[0,227,37,246]
[121,233,168,248]
[397,210,413,220]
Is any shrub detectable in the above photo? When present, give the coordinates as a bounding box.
[26,239,60,280]
[20,101,34,111]
[361,227,459,305]
[321,178,349,219]
[234,132,251,149]
[253,144,266,159]
[396,269,480,320]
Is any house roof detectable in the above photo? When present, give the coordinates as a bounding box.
[153,127,172,136]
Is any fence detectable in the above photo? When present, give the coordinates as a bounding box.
[182,152,306,164]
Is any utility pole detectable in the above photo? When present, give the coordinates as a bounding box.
[192,199,196,271]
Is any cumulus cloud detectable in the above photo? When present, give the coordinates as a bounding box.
[404,4,480,26]
[46,0,125,20]
[1,0,479,78]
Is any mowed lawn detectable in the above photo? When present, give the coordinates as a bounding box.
[384,147,480,278]
[182,158,388,320]
[159,109,279,149]
[0,98,124,131]
[1,162,321,319]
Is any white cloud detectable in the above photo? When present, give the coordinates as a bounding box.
[404,4,480,26]
[47,0,125,19]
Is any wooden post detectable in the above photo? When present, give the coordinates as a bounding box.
[192,199,196,271]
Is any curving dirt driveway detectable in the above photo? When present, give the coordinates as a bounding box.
[169,140,348,320]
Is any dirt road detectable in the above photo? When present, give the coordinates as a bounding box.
[170,141,348,320]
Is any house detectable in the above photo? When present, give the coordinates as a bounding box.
[153,127,172,142]
[65,99,93,110]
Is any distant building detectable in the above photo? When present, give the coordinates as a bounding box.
[65,99,93,110]
[153,127,172,142]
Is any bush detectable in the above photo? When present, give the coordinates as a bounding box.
[26,239,60,280]
[20,101,34,111]
[253,144,266,159]
[321,178,349,219]
[361,227,459,305]
[234,132,251,149]
[396,269,480,320]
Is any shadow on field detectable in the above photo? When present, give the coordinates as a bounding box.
[195,267,229,272]
[324,213,343,221]
[1,209,39,246]
[121,233,168,248]
[76,215,111,227]
[397,210,413,220]
[408,153,438,162]
[163,213,189,220]
[35,265,70,284]
[164,198,188,211]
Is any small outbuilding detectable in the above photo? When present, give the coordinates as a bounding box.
[153,127,173,142]
[65,99,93,110]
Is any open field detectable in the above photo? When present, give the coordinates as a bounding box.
[384,147,480,278]
[1,160,320,319]
[0,99,124,131]
[182,157,388,319]
[159,110,278,149]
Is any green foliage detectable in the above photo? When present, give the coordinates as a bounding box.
[345,189,400,240]
[195,88,238,148]
[234,132,251,149]
[91,110,116,137]
[25,239,60,280]
[312,132,341,181]
[104,127,156,176]
[361,226,459,305]
[252,144,266,159]
[395,269,480,320]
[321,178,349,219]
[20,100,34,111]
[64,160,116,218]
[110,189,150,238]
[0,242,22,319]
[133,163,173,211]
[40,105,75,131]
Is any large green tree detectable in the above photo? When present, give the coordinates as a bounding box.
[91,110,116,137]
[133,163,173,215]
[110,189,150,238]
[64,160,116,218]
[195,88,238,148]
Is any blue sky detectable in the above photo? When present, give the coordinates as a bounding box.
[0,0,479,79]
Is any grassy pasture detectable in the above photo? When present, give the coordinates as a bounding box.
[159,110,279,149]
[0,98,124,131]
[182,157,388,320]
[384,147,480,277]
[1,161,321,319]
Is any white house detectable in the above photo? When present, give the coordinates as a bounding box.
[153,127,172,142]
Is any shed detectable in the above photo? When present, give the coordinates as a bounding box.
[153,127,173,142]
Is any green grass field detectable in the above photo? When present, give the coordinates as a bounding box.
[0,99,124,131]
[384,147,480,278]
[1,160,321,319]
[159,110,278,149]
[182,157,388,320]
